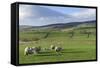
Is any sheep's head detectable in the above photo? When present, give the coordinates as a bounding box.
[51,45,55,50]
[55,46,62,52]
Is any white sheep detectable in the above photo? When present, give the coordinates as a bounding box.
[50,45,55,50]
[24,47,28,55]
[24,47,33,55]
[55,46,62,52]
[24,46,41,55]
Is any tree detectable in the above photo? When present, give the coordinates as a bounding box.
[44,32,50,38]
[68,31,75,38]
[80,30,92,38]
[87,32,92,38]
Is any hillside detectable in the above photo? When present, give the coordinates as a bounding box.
[19,20,96,31]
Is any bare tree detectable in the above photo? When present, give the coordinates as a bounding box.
[87,32,92,38]
[80,30,92,38]
[68,31,75,38]
[44,32,50,39]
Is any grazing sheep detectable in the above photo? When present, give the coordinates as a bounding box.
[24,46,41,55]
[24,47,33,55]
[50,45,55,50]
[55,46,62,53]
[24,47,28,55]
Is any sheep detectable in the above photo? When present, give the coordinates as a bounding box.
[24,47,33,55]
[24,46,41,55]
[24,47,28,55]
[55,46,62,52]
[50,44,62,53]
[54,46,62,55]
[50,45,55,50]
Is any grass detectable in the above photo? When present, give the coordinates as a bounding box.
[19,28,96,64]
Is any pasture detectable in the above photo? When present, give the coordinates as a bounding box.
[19,28,96,64]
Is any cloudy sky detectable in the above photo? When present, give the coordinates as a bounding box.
[19,4,96,26]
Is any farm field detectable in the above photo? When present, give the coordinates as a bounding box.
[19,28,96,64]
[18,4,97,64]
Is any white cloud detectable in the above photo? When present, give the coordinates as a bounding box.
[19,5,33,19]
[19,5,96,26]
[72,9,96,21]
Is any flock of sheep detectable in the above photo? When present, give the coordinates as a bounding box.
[24,45,62,56]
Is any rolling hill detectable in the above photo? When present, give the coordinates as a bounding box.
[19,20,96,31]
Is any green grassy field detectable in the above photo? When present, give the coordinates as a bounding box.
[19,28,96,64]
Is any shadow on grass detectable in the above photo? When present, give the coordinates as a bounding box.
[61,51,85,53]
[36,51,62,56]
[61,49,86,53]
[39,51,52,54]
[33,49,86,56]
[36,54,60,56]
